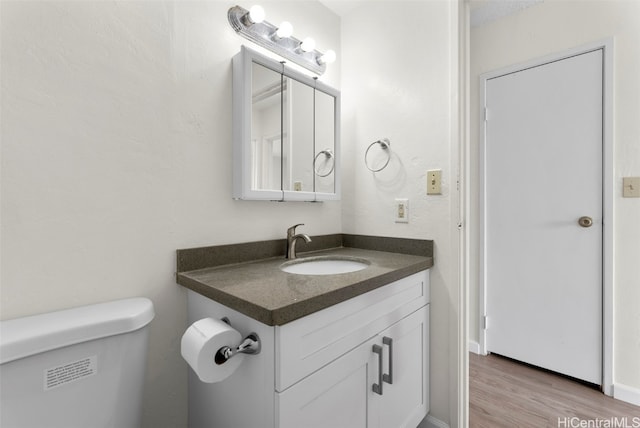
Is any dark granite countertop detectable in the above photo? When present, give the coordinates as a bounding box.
[176,235,433,326]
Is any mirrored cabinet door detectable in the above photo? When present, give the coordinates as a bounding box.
[283,77,315,198]
[314,88,337,196]
[251,62,283,193]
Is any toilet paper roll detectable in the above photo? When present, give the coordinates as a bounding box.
[181,317,245,383]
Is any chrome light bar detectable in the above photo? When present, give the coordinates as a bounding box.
[227,5,330,75]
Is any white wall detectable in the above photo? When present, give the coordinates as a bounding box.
[340,1,458,425]
[0,2,341,427]
[469,0,640,401]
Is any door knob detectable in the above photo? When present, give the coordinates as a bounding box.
[578,216,593,228]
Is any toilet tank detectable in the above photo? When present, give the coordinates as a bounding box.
[0,298,154,428]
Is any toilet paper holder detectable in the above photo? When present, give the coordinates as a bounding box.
[214,318,261,365]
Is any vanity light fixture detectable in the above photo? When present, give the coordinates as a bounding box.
[275,21,293,39]
[300,37,316,53]
[228,5,335,75]
[319,49,336,65]
[247,5,265,24]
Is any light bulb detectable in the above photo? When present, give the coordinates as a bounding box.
[319,49,336,64]
[300,37,316,53]
[248,5,265,24]
[275,21,293,38]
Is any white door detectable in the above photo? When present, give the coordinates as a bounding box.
[484,50,603,385]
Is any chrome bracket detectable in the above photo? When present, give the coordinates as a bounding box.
[214,319,262,365]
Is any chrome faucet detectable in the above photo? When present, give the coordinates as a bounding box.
[286,223,312,259]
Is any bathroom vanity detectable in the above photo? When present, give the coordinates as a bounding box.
[177,235,432,428]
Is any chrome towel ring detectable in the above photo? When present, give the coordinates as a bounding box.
[314,149,335,177]
[365,138,391,172]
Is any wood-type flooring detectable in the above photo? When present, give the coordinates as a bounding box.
[470,353,640,427]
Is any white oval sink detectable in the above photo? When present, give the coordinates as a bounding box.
[280,256,370,275]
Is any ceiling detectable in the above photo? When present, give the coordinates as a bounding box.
[319,0,545,27]
[318,0,365,17]
[469,0,543,27]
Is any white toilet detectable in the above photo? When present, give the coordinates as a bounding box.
[0,297,154,428]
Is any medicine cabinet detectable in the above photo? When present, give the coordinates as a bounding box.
[232,46,340,201]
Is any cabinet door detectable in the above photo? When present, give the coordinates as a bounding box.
[277,337,377,428]
[283,78,314,196]
[313,88,336,196]
[375,306,429,428]
[250,61,283,194]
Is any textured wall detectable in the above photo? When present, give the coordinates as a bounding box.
[340,1,457,424]
[1,2,340,426]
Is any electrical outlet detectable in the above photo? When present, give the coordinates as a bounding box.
[395,198,409,223]
[427,170,442,195]
[293,181,303,191]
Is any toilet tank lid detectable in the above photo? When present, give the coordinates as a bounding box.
[0,297,154,364]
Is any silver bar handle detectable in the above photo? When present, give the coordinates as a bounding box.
[382,336,393,384]
[372,344,383,395]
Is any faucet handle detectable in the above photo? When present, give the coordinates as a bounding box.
[287,223,305,235]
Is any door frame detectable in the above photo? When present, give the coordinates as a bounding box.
[478,39,614,395]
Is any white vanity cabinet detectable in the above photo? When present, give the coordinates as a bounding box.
[186,270,429,428]
[277,306,429,428]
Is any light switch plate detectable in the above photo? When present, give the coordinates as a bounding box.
[394,198,409,223]
[623,177,640,198]
[427,170,442,195]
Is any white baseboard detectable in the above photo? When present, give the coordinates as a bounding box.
[613,383,640,406]
[418,414,450,428]
[468,340,481,355]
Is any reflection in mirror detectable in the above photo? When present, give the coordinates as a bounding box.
[314,89,335,194]
[251,62,282,191]
[283,78,314,193]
